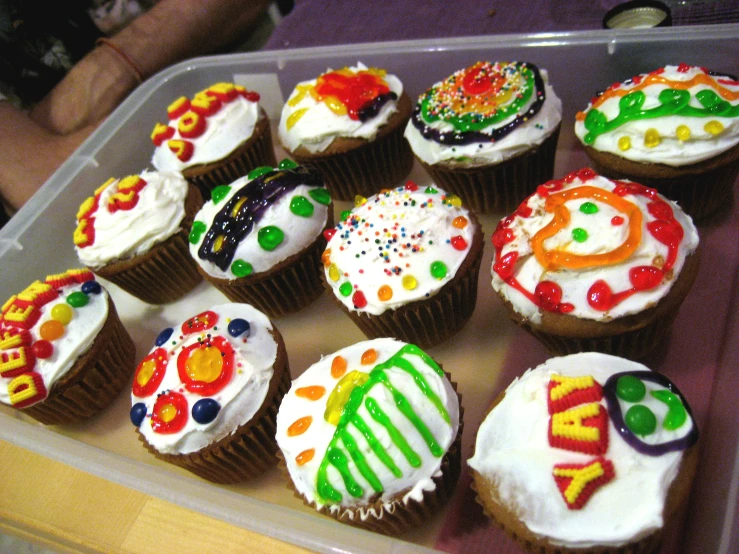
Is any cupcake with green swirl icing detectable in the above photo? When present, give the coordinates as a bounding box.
[405,61,562,213]
[275,337,462,535]
[575,64,739,221]
[188,161,333,317]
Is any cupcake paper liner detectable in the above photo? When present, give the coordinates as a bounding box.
[419,126,561,214]
[22,297,136,425]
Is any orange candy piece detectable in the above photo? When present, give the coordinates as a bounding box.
[295,386,326,400]
[331,355,347,378]
[39,320,64,341]
[296,448,315,466]
[361,348,377,365]
[287,416,312,437]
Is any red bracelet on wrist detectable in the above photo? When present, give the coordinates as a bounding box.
[95,38,144,84]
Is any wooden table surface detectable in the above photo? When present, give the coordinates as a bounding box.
[0,440,312,554]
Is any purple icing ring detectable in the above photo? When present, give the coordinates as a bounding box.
[603,370,698,456]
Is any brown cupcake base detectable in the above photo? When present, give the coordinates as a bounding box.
[419,125,561,214]
[22,296,136,425]
[583,141,739,223]
[288,93,414,201]
[499,249,700,360]
[92,185,204,305]
[139,326,291,484]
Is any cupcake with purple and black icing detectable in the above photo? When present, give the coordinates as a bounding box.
[405,61,562,213]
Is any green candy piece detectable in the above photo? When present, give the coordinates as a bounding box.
[248,166,275,180]
[189,221,207,244]
[231,260,253,277]
[625,404,656,436]
[430,261,447,280]
[340,210,353,221]
[257,226,284,251]
[616,374,646,402]
[66,291,88,308]
[278,158,298,170]
[290,195,314,217]
[580,202,599,214]
[210,185,231,204]
[425,186,438,194]
[339,282,353,297]
[572,228,588,243]
[308,188,331,206]
[651,389,688,430]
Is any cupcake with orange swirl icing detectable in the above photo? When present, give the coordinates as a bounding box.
[575,64,739,221]
[490,168,699,359]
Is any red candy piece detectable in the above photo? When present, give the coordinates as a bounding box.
[352,290,367,309]
[31,340,53,359]
[450,235,467,251]
[323,228,337,241]
[404,181,419,192]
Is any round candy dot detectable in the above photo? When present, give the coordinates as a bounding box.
[447,195,462,207]
[450,235,467,251]
[192,398,221,424]
[625,405,657,436]
[248,165,275,180]
[430,261,447,280]
[676,125,691,141]
[257,226,284,251]
[572,228,588,242]
[354,195,367,207]
[155,327,174,347]
[32,340,54,359]
[404,181,419,192]
[644,128,661,148]
[309,188,331,206]
[618,136,631,151]
[210,185,232,204]
[278,158,298,170]
[290,195,314,217]
[339,282,353,296]
[51,303,73,325]
[81,280,101,295]
[616,374,646,402]
[340,210,352,221]
[189,221,207,244]
[328,264,340,282]
[231,259,253,277]
[352,290,367,309]
[579,202,599,215]
[378,285,393,301]
[323,228,336,241]
[130,402,148,427]
[402,275,417,290]
[452,216,468,229]
[228,318,250,338]
[705,120,724,135]
[425,186,438,194]
[611,216,624,226]
[66,291,88,308]
[40,320,65,341]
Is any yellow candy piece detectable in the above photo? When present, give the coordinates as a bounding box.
[448,195,462,207]
[50,303,73,325]
[402,275,417,290]
[644,129,661,148]
[354,195,367,207]
[705,120,724,136]
[213,235,225,253]
[328,264,341,282]
[617,136,631,151]
[676,125,691,141]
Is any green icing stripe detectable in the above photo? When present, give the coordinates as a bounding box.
[365,396,422,468]
[340,429,383,494]
[350,413,402,477]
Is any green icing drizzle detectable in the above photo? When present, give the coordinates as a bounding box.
[189,221,206,244]
[210,185,231,204]
[583,88,739,144]
[651,389,688,430]
[308,188,331,206]
[290,195,314,217]
[365,396,422,467]
[340,429,383,494]
[350,413,402,477]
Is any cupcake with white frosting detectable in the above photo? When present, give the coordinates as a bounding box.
[130,303,289,483]
[491,168,700,359]
[405,61,562,213]
[322,182,483,349]
[278,62,413,201]
[188,161,333,317]
[575,64,739,221]
[469,352,699,554]
[74,170,203,304]
[276,338,462,534]
[151,82,276,197]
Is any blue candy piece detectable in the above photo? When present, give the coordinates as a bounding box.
[81,280,102,295]
[155,327,174,347]
[130,403,147,427]
[228,318,250,338]
[192,398,221,424]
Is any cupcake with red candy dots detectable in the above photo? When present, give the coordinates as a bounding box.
[151,82,276,197]
[490,168,700,359]
[0,269,135,425]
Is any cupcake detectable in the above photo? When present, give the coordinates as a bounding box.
[574,64,739,221]
[404,61,562,213]
[491,167,699,359]
[188,161,333,318]
[278,62,413,201]
[130,303,290,483]
[468,352,699,554]
[74,170,203,304]
[0,269,135,425]
[276,337,462,534]
[322,182,483,349]
[151,82,277,197]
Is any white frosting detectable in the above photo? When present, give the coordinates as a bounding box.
[152,92,259,171]
[491,171,699,324]
[0,277,109,406]
[404,63,562,167]
[574,65,739,166]
[132,303,277,455]
[75,170,188,268]
[189,171,329,280]
[468,352,695,549]
[324,185,477,316]
[276,338,459,511]
[278,62,404,154]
